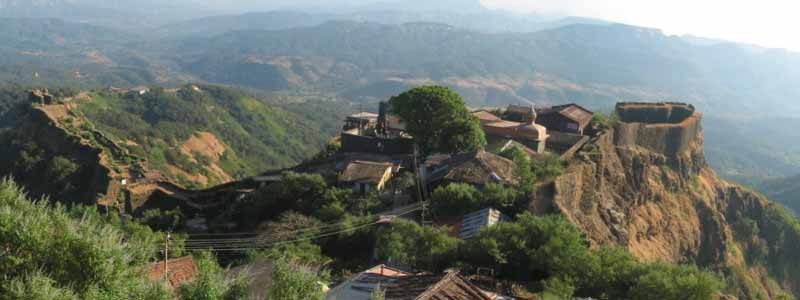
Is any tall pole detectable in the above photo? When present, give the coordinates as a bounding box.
[164,232,171,285]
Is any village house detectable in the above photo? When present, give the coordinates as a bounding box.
[439,208,510,240]
[425,150,517,189]
[340,103,414,156]
[472,105,548,154]
[340,160,395,195]
[326,265,497,300]
[344,112,379,133]
[535,103,594,135]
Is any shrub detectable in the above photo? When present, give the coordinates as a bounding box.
[0,178,172,299]
[374,219,460,271]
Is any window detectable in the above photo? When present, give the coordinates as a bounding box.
[567,123,579,130]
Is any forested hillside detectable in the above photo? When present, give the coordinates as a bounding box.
[76,85,349,184]
[0,85,350,195]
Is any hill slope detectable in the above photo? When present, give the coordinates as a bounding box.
[0,85,350,204]
[756,175,800,215]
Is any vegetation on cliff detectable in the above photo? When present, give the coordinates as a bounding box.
[74,85,347,185]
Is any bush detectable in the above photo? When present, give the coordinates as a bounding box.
[627,263,722,300]
[179,252,249,300]
[141,208,186,231]
[430,183,524,217]
[430,183,481,217]
[374,219,460,271]
[46,156,80,182]
[532,153,566,180]
[0,178,172,299]
[267,260,326,300]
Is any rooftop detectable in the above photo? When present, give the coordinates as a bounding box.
[429,151,516,186]
[348,112,379,121]
[341,160,394,183]
[148,256,198,289]
[537,103,594,127]
[472,110,502,123]
[327,267,493,300]
[483,120,523,129]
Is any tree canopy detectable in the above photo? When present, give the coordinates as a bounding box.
[388,86,485,154]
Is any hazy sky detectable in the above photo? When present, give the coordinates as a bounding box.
[481,0,800,51]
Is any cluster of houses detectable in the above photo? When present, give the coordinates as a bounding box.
[141,101,598,300]
[335,101,594,197]
[333,102,595,245]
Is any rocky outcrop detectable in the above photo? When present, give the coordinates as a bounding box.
[9,106,115,205]
[534,102,800,299]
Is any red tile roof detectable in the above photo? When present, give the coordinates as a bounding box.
[148,256,198,289]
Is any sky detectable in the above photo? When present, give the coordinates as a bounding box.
[480,0,800,51]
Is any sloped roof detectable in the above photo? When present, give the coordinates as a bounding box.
[148,256,198,289]
[327,265,413,300]
[328,266,493,300]
[483,120,521,129]
[537,103,594,127]
[384,272,493,300]
[436,151,516,186]
[471,110,502,123]
[341,160,393,183]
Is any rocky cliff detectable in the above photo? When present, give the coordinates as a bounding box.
[0,102,116,205]
[538,102,800,299]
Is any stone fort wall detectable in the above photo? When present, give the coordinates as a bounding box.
[613,102,702,157]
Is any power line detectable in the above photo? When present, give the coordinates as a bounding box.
[182,216,399,252]
[185,202,424,238]
[181,204,425,251]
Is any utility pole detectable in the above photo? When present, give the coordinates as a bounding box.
[413,143,431,226]
[164,232,171,285]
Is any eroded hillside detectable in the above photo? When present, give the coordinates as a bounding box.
[534,103,800,299]
[0,86,350,212]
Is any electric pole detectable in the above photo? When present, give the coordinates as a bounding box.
[164,232,171,285]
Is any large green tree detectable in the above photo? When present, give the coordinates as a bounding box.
[388,86,486,154]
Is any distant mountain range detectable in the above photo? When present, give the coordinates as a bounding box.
[0,8,799,186]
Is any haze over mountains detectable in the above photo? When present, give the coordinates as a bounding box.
[1,0,800,208]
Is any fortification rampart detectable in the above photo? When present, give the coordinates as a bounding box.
[616,102,695,124]
[613,102,702,157]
